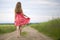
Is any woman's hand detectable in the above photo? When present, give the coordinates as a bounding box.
[24,15,29,18]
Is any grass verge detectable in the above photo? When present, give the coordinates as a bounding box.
[30,18,60,40]
[21,31,27,36]
[0,24,16,34]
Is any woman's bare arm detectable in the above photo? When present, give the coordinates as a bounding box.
[21,9,29,18]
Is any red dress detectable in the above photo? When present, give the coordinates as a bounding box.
[15,12,30,26]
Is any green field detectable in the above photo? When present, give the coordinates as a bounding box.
[0,24,16,34]
[30,18,60,40]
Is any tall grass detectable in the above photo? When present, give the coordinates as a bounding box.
[0,24,16,34]
[30,18,60,40]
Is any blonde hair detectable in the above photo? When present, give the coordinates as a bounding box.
[15,2,22,13]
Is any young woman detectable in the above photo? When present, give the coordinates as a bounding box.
[15,2,30,37]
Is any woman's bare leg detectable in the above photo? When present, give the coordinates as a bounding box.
[19,26,22,35]
[16,26,20,37]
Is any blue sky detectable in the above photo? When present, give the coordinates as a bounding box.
[0,0,60,23]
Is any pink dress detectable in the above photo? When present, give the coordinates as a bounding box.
[15,12,30,26]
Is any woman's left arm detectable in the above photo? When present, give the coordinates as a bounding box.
[21,9,29,18]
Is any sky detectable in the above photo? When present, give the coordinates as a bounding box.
[0,0,60,23]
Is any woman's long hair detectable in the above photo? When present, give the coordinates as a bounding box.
[15,2,22,13]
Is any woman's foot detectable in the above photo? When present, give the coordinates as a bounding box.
[17,36,20,38]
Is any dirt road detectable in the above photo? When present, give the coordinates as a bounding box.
[0,26,53,40]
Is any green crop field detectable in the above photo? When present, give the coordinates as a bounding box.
[0,24,16,34]
[30,18,60,40]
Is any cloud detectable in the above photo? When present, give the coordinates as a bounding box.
[30,16,53,23]
[29,0,60,6]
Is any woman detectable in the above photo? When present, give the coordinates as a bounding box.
[15,2,30,37]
